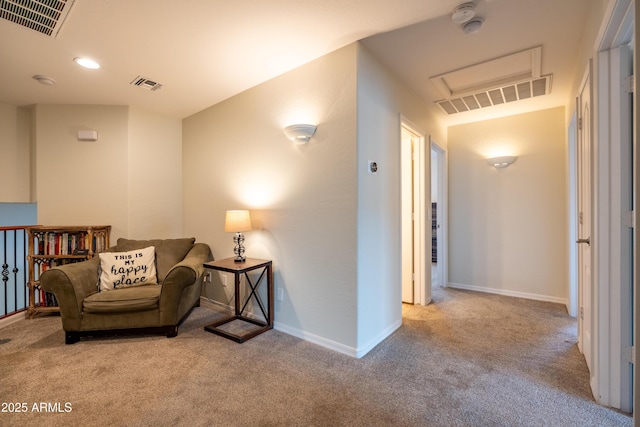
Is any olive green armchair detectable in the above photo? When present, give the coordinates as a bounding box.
[40,238,213,344]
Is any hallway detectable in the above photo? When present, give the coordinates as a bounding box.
[401,285,631,425]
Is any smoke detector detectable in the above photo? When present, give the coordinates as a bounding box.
[451,2,476,24]
[463,18,484,34]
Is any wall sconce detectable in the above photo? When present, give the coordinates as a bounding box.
[224,210,252,262]
[487,156,516,168]
[284,124,317,144]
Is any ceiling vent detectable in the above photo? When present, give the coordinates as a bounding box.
[431,46,552,115]
[0,0,75,38]
[436,75,552,114]
[130,76,163,91]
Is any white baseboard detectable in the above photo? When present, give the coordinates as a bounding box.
[274,322,359,358]
[0,311,26,330]
[274,319,401,359]
[355,319,402,358]
[447,282,568,306]
[199,297,357,356]
[200,296,401,359]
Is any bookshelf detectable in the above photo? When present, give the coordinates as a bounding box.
[26,225,111,318]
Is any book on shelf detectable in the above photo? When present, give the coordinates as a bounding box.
[27,225,111,317]
[35,260,57,307]
[33,257,83,308]
[34,231,107,256]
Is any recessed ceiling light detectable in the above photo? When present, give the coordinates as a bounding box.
[74,57,100,69]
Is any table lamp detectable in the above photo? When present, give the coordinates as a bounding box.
[225,210,252,262]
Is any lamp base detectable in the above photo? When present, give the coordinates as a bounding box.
[233,232,246,263]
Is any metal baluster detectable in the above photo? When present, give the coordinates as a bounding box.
[2,230,8,316]
[12,229,18,313]
[0,227,33,317]
[22,229,27,311]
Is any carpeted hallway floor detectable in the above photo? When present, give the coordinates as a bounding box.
[0,286,633,426]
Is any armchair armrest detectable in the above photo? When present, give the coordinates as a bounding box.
[159,243,213,321]
[39,256,100,330]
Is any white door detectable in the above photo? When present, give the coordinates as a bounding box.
[401,127,415,304]
[401,122,429,305]
[577,63,593,370]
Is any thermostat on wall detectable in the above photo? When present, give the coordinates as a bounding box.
[368,160,378,174]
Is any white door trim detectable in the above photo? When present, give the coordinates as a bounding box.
[577,61,594,376]
[401,117,429,305]
[568,113,578,318]
[591,0,635,411]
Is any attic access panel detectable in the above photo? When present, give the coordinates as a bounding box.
[431,46,552,114]
[0,0,75,38]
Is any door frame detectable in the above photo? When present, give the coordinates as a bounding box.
[577,62,594,374]
[568,113,579,319]
[401,118,430,305]
[590,0,635,411]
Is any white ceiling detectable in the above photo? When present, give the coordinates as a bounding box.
[363,0,593,126]
[0,0,593,124]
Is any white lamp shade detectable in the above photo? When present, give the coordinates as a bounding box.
[224,210,252,232]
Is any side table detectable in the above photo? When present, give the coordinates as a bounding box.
[203,258,273,343]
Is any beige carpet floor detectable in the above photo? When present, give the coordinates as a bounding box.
[0,286,633,427]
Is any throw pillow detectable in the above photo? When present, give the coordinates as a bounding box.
[115,238,195,281]
[99,246,158,291]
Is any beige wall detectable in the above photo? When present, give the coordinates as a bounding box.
[32,105,183,241]
[34,105,130,238]
[183,42,445,356]
[0,103,32,203]
[183,44,360,350]
[127,107,183,239]
[448,106,568,303]
[567,0,610,121]
[356,44,446,354]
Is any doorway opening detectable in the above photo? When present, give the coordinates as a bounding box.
[401,120,429,305]
[431,142,446,290]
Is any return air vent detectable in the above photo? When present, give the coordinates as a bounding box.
[436,75,552,115]
[0,0,75,38]
[130,76,163,91]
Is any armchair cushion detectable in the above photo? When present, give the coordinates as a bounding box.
[84,285,161,313]
[98,246,158,291]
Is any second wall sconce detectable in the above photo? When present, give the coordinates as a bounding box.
[284,124,317,144]
[487,156,516,168]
